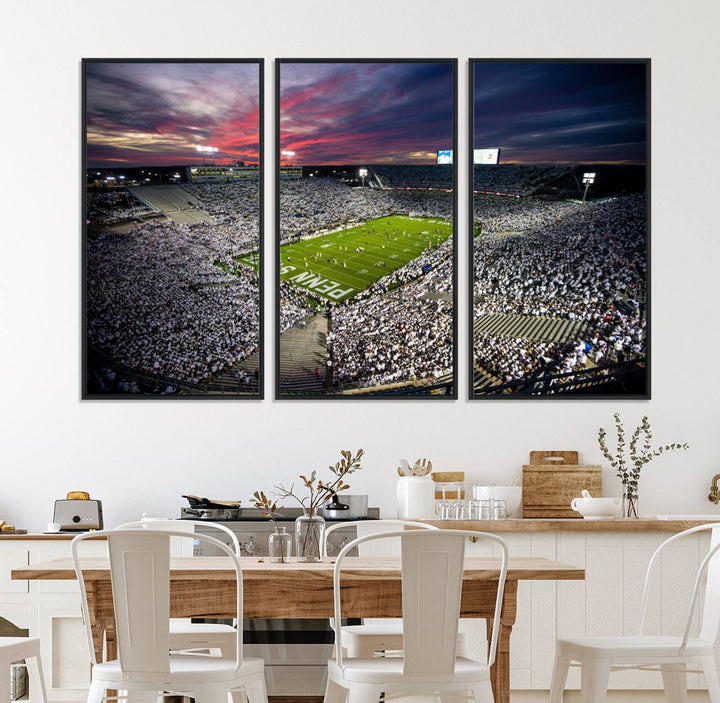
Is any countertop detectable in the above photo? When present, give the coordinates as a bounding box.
[415,517,720,532]
[3,517,720,538]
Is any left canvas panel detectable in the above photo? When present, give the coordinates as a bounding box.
[83,59,263,398]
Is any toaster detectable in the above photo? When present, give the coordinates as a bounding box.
[53,500,103,531]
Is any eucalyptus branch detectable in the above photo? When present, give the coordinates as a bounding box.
[597,413,689,501]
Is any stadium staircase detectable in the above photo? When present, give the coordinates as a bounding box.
[202,350,260,394]
[473,312,587,344]
[473,365,503,391]
[278,314,329,393]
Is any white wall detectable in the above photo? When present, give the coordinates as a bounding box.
[1,0,718,531]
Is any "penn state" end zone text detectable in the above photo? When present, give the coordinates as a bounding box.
[281,266,355,300]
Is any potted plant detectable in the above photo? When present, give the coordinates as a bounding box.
[598,413,689,518]
[251,491,291,562]
[258,448,364,562]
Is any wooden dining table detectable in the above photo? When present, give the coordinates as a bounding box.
[12,556,583,703]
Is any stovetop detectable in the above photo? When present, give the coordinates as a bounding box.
[180,507,380,522]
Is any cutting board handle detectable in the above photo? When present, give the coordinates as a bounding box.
[529,450,579,465]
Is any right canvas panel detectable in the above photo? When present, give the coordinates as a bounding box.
[470,60,649,398]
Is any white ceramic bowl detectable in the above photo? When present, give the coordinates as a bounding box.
[570,496,621,519]
[472,485,522,518]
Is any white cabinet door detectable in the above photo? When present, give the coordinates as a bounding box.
[0,543,30,594]
[34,593,92,703]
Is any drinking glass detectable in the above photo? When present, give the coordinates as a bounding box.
[437,501,454,520]
[453,501,468,520]
[468,499,483,520]
[480,499,493,520]
[492,499,507,520]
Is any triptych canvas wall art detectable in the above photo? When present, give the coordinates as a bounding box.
[470,60,649,398]
[83,60,263,398]
[81,58,648,400]
[276,59,457,399]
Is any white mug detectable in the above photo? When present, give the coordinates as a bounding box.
[47,522,62,533]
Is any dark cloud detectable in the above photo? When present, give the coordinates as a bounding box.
[473,61,647,164]
[280,62,454,164]
[85,62,260,167]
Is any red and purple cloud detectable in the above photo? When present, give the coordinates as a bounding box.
[85,61,260,167]
[280,62,454,165]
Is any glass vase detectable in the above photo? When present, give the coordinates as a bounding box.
[623,493,640,518]
[295,509,325,562]
[268,525,292,563]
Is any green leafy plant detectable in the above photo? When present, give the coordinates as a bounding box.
[598,413,689,517]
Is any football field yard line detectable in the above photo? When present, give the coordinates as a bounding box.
[274,215,452,303]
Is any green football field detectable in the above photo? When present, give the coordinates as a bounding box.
[238,215,452,303]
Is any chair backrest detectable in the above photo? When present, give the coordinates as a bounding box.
[323,519,438,558]
[332,529,508,674]
[117,518,241,556]
[637,523,720,648]
[702,525,720,642]
[71,528,243,678]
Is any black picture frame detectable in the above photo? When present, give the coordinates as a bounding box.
[276,58,458,400]
[469,58,650,399]
[82,58,264,399]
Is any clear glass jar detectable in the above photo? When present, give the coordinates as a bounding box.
[295,509,325,562]
[268,525,292,563]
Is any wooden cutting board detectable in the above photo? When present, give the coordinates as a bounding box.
[523,451,602,518]
[431,471,465,499]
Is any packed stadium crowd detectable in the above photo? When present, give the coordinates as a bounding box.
[280,178,452,241]
[472,164,573,196]
[371,164,453,189]
[366,163,570,195]
[86,167,645,394]
[324,236,454,387]
[472,193,647,384]
[328,289,452,387]
[181,181,259,254]
[86,191,155,225]
[278,178,455,388]
[86,186,260,387]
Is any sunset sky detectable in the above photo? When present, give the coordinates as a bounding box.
[85,61,260,167]
[279,61,454,165]
[473,61,647,164]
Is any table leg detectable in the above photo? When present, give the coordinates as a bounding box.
[487,581,517,703]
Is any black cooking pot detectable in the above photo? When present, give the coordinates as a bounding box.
[181,495,242,520]
[181,506,241,520]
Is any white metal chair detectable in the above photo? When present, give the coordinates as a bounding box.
[0,637,47,703]
[118,519,239,657]
[549,523,720,703]
[324,519,441,658]
[324,528,508,703]
[71,528,267,703]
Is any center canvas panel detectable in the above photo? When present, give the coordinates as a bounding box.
[276,59,457,399]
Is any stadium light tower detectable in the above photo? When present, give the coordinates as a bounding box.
[582,172,596,203]
[281,150,296,167]
[358,168,368,187]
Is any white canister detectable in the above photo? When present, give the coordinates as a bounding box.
[396,476,435,518]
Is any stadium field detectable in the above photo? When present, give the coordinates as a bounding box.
[240,215,452,303]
